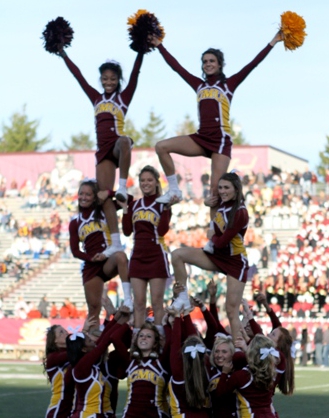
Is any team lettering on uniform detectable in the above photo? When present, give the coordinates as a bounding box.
[95,102,122,116]
[132,210,160,226]
[130,369,164,385]
[79,220,107,241]
[197,88,224,102]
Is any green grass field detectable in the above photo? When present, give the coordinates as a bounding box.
[0,362,328,418]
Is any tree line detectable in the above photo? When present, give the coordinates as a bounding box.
[1,105,328,178]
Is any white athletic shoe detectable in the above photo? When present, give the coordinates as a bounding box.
[102,244,124,258]
[203,240,214,254]
[171,294,191,310]
[156,189,183,204]
[123,297,134,312]
[115,186,128,202]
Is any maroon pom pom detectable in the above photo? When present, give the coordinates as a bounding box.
[42,17,74,54]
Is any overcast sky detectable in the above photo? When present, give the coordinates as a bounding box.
[1,1,328,171]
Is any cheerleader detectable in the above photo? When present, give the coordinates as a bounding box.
[208,335,237,418]
[171,172,249,342]
[122,165,177,330]
[57,44,144,256]
[149,32,283,205]
[66,307,131,418]
[111,321,170,418]
[216,334,280,418]
[69,179,133,330]
[168,309,211,417]
[44,325,73,418]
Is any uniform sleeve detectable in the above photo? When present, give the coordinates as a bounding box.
[202,307,225,349]
[62,55,100,104]
[212,208,248,249]
[47,350,69,368]
[109,324,131,370]
[249,317,263,336]
[122,202,134,236]
[171,317,184,380]
[74,321,123,379]
[120,52,144,106]
[209,302,220,326]
[267,308,282,330]
[226,44,273,93]
[157,208,171,236]
[157,44,202,91]
[69,219,92,262]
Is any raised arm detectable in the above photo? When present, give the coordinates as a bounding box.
[256,292,282,329]
[149,36,202,90]
[227,31,283,92]
[121,52,144,106]
[58,50,100,103]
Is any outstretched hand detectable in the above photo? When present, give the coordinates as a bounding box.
[191,296,205,310]
[116,199,128,214]
[83,315,98,332]
[270,30,284,46]
[91,253,106,262]
[204,193,219,208]
[173,282,185,300]
[102,290,116,318]
[148,34,161,47]
[207,279,217,297]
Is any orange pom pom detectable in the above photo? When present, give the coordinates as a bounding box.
[280,11,307,51]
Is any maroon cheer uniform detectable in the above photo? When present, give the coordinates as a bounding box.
[110,326,170,418]
[45,350,74,418]
[216,367,276,418]
[208,366,236,418]
[62,53,143,165]
[69,207,118,284]
[169,317,211,418]
[157,43,273,158]
[70,320,121,418]
[205,199,249,283]
[122,194,171,279]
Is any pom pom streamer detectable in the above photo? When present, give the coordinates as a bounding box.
[42,17,74,54]
[280,11,307,51]
[127,9,165,53]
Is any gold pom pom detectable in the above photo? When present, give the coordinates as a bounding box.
[127,9,165,53]
[280,11,307,51]
[127,9,148,26]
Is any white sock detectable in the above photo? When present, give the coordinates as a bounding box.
[119,178,127,188]
[180,288,189,301]
[167,174,179,191]
[111,233,121,247]
[122,282,132,300]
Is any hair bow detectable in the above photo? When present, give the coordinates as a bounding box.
[230,168,239,174]
[106,59,121,66]
[68,326,85,341]
[214,332,232,340]
[260,347,280,360]
[83,177,97,183]
[184,344,206,359]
